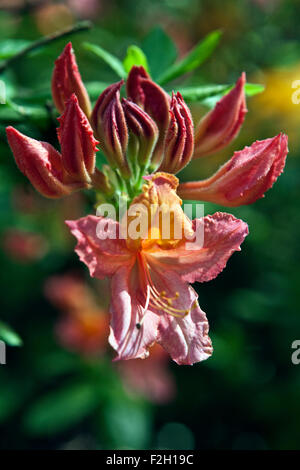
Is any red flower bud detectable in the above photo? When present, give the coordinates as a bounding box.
[194,73,247,158]
[91,81,131,178]
[126,65,150,106]
[159,92,194,174]
[122,98,158,167]
[52,42,91,117]
[6,127,84,198]
[178,133,288,207]
[127,66,171,168]
[58,94,98,183]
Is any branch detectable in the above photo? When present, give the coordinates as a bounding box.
[0,21,92,74]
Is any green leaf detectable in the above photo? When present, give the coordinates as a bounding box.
[200,82,265,108]
[178,84,228,102]
[243,83,265,96]
[158,30,222,85]
[85,81,111,100]
[0,321,22,346]
[23,382,99,436]
[123,45,149,74]
[178,82,264,105]
[0,39,31,60]
[6,99,48,120]
[142,27,177,79]
[83,42,126,79]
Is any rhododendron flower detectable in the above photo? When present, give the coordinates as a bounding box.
[5,41,289,365]
[66,173,248,364]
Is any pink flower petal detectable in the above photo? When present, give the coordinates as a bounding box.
[145,268,212,365]
[66,215,134,279]
[145,212,248,283]
[109,265,160,360]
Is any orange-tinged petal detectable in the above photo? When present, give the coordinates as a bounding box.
[66,216,134,279]
[145,212,249,284]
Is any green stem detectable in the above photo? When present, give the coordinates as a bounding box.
[0,21,92,74]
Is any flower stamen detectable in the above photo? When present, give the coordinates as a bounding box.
[140,257,190,320]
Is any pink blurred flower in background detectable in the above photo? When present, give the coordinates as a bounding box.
[45,273,176,403]
[3,228,48,262]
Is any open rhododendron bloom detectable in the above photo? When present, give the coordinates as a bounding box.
[67,173,249,364]
[5,42,289,364]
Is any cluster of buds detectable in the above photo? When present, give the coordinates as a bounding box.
[90,67,195,181]
[6,42,288,209]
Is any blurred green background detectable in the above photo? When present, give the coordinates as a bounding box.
[0,0,300,450]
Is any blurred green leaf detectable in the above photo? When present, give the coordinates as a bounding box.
[243,83,265,96]
[103,400,151,449]
[0,39,31,60]
[85,81,110,100]
[6,99,48,120]
[198,83,265,108]
[0,321,22,346]
[83,42,126,79]
[178,84,228,101]
[142,27,177,79]
[123,45,149,74]
[158,30,222,85]
[23,382,100,436]
[178,82,264,103]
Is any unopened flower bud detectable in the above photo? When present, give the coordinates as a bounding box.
[6,127,84,198]
[122,98,158,168]
[159,92,194,174]
[52,42,91,117]
[91,82,131,178]
[178,133,288,206]
[58,94,98,184]
[127,66,170,168]
[194,73,247,158]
